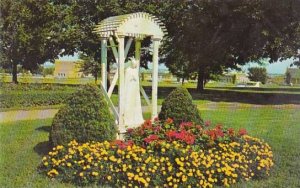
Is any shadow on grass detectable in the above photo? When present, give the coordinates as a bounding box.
[142,86,300,105]
[35,125,51,132]
[34,141,51,156]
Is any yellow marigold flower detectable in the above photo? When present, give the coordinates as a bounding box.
[79,172,84,177]
[167,176,172,182]
[107,175,112,180]
[200,179,204,185]
[67,163,71,167]
[182,175,187,182]
[44,162,48,166]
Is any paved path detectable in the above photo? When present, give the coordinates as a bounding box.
[0,109,59,123]
[0,106,162,123]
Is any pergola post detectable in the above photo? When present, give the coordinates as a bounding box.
[151,38,160,120]
[135,39,142,62]
[101,38,108,90]
[118,35,125,132]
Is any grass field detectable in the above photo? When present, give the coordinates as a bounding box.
[0,104,299,188]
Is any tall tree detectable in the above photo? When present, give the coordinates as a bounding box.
[248,67,267,84]
[78,52,101,82]
[0,0,73,83]
[161,0,300,91]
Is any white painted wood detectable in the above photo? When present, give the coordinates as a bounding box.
[101,39,107,91]
[94,13,166,39]
[135,39,151,107]
[135,39,141,61]
[140,86,151,105]
[109,37,119,63]
[125,37,133,58]
[99,82,119,121]
[107,70,118,97]
[151,39,160,120]
[118,35,125,132]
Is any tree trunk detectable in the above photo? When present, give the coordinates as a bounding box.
[12,61,18,84]
[94,75,98,84]
[197,67,205,91]
[181,77,185,85]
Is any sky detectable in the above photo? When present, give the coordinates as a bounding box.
[241,58,296,74]
[45,53,298,75]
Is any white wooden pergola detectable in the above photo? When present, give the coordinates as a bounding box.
[93,12,167,134]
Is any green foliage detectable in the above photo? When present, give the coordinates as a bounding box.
[78,53,100,82]
[0,83,76,108]
[42,67,54,77]
[159,87,202,125]
[248,67,267,84]
[49,84,116,146]
[285,71,292,84]
[161,0,300,90]
[232,74,237,84]
[0,0,74,83]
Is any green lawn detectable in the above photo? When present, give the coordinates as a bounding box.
[0,105,299,187]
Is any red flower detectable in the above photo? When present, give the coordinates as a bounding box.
[204,121,211,127]
[154,117,159,122]
[196,125,203,130]
[166,130,177,139]
[153,125,161,133]
[165,118,174,124]
[179,122,193,130]
[126,128,134,134]
[144,134,159,143]
[215,128,224,138]
[166,130,195,145]
[111,140,134,150]
[216,124,223,129]
[205,128,224,140]
[228,128,235,136]
[239,128,247,136]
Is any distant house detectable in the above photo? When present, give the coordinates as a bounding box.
[53,60,83,78]
[220,73,249,83]
[286,68,300,84]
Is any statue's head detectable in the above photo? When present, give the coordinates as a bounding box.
[129,57,138,68]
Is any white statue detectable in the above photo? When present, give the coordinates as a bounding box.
[123,57,144,126]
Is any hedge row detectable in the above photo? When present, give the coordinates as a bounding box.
[0,91,74,108]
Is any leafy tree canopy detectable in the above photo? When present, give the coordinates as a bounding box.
[0,0,75,83]
[248,67,267,84]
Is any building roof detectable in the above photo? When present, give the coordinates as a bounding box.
[287,68,300,78]
[94,12,167,39]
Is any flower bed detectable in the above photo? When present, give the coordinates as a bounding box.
[39,119,274,187]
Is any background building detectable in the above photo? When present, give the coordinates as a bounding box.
[286,68,300,84]
[54,60,83,78]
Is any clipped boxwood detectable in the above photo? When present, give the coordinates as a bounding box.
[159,87,203,125]
[49,84,116,146]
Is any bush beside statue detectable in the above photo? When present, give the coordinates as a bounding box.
[49,84,117,146]
[159,87,203,126]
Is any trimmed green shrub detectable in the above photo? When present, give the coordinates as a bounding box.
[49,84,116,146]
[0,83,77,108]
[159,87,202,125]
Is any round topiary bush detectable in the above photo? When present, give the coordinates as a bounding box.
[49,84,116,146]
[159,87,202,125]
